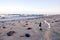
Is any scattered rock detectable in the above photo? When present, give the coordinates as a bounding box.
[39,22,41,27]
[25,33,30,37]
[3,27,6,28]
[25,24,28,25]
[40,28,42,31]
[55,20,60,22]
[20,36,24,37]
[23,25,27,27]
[7,31,16,36]
[27,27,32,30]
[12,23,16,26]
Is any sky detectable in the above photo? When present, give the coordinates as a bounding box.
[0,0,60,14]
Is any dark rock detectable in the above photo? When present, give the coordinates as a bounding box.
[7,31,15,36]
[25,24,28,25]
[39,22,41,27]
[3,27,6,28]
[20,36,24,37]
[1,17,5,19]
[27,28,32,30]
[25,33,30,37]
[12,23,15,26]
[40,28,42,31]
[55,20,60,22]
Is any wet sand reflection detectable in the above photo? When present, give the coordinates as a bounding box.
[44,29,51,40]
[44,20,51,40]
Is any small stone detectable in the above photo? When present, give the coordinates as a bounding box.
[25,33,30,37]
[7,31,15,36]
[1,21,5,23]
[1,17,5,19]
[25,24,28,25]
[55,20,60,22]
[40,28,42,31]
[23,25,26,27]
[39,22,41,27]
[3,27,6,28]
[12,23,15,26]
[20,36,24,37]
[27,28,32,30]
[52,22,54,23]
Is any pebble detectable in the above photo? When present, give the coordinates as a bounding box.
[2,27,6,28]
[40,28,43,31]
[7,31,15,36]
[27,28,32,30]
[39,22,41,27]
[25,33,30,37]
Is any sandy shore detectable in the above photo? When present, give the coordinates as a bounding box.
[0,15,60,40]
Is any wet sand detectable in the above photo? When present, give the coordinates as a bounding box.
[0,15,60,40]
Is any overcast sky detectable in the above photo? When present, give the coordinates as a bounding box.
[0,0,60,14]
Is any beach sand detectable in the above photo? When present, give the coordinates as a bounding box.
[0,15,60,40]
